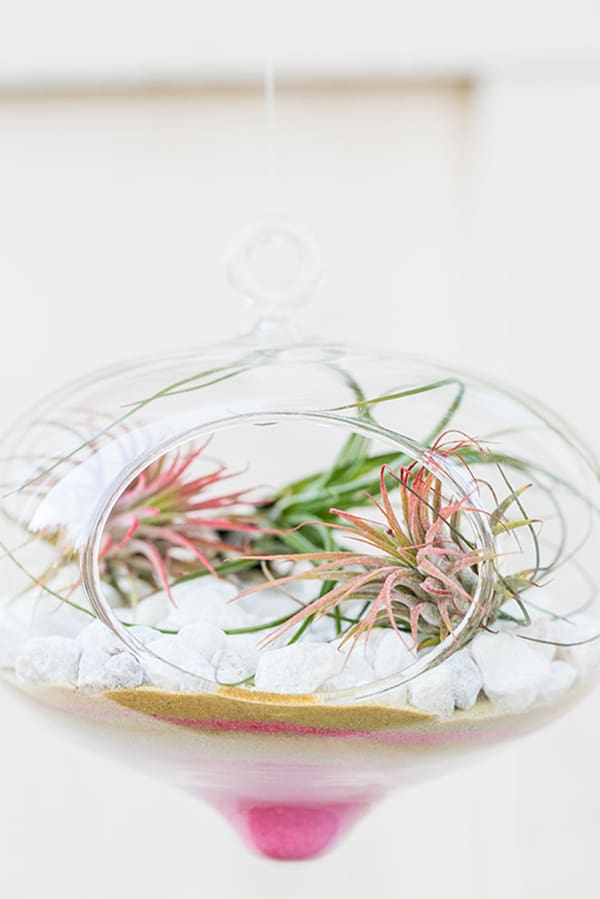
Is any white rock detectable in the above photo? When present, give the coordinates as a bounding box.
[77,649,112,693]
[225,633,263,669]
[235,584,299,621]
[145,635,215,692]
[146,635,212,673]
[173,576,238,603]
[408,664,455,717]
[378,683,410,707]
[517,619,558,661]
[161,577,250,631]
[104,652,145,690]
[15,636,81,686]
[321,653,375,692]
[569,640,600,678]
[547,617,580,659]
[301,616,338,643]
[121,593,170,627]
[548,616,600,677]
[145,660,213,693]
[212,648,252,685]
[177,621,227,660]
[128,625,163,646]
[537,660,577,704]
[340,629,387,667]
[263,561,321,606]
[448,650,483,710]
[364,629,389,666]
[373,631,417,679]
[36,603,92,638]
[113,606,135,624]
[471,632,552,713]
[254,643,342,694]
[78,647,145,693]
[77,619,124,655]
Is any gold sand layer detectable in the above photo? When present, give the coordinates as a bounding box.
[2,669,577,742]
[104,683,552,736]
[106,685,433,731]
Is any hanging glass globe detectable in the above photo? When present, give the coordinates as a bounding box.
[0,222,598,860]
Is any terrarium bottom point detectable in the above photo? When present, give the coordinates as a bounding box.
[1,676,587,860]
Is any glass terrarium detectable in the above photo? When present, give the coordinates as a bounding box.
[0,223,598,861]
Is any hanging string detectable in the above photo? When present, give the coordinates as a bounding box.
[264,53,279,208]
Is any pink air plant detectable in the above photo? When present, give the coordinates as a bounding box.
[98,443,265,602]
[237,437,523,653]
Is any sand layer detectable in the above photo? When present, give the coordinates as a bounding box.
[2,671,582,750]
[106,684,435,732]
[100,680,565,742]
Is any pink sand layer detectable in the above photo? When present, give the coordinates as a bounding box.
[216,798,371,861]
[158,712,507,744]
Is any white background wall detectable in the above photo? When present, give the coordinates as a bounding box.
[0,4,599,897]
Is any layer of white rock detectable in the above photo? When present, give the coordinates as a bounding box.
[2,577,593,717]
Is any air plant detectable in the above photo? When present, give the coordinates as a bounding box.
[2,365,593,703]
[97,443,266,604]
[236,436,535,653]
